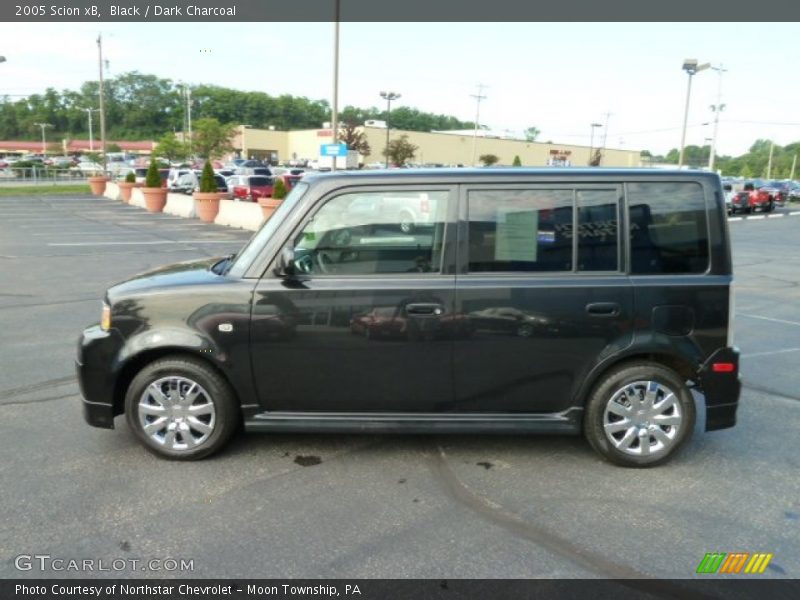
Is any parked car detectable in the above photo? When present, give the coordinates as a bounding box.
[788,183,800,201]
[171,172,199,194]
[271,167,305,191]
[232,175,273,201]
[759,181,790,205]
[166,167,193,189]
[77,168,739,467]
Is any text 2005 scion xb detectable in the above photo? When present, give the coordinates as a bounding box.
[77,169,741,466]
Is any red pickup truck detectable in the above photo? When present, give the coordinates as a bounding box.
[231,175,274,201]
[730,187,772,214]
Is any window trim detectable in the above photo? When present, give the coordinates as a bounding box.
[459,183,624,277]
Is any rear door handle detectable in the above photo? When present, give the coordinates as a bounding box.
[406,303,444,316]
[586,302,620,317]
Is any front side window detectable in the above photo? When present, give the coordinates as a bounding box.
[467,189,574,272]
[293,190,448,275]
[627,182,709,274]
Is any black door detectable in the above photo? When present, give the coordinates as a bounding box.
[249,186,458,413]
[453,184,634,414]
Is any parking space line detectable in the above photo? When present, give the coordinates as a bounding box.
[738,313,800,327]
[741,347,800,358]
[747,215,765,220]
[728,217,742,222]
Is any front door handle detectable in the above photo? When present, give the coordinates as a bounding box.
[586,302,620,317]
[406,303,444,316]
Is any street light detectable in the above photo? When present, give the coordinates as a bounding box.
[588,123,602,166]
[678,58,710,167]
[380,90,401,168]
[33,122,52,155]
[83,108,99,152]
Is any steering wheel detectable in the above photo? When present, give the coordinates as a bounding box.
[316,251,337,274]
[293,252,314,274]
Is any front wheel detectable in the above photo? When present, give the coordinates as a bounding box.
[584,362,696,467]
[124,356,240,460]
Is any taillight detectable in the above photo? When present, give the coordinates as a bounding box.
[712,362,736,373]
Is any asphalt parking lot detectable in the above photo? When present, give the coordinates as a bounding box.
[0,194,798,580]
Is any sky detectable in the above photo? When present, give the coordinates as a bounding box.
[1,21,799,156]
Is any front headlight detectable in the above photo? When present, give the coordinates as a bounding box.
[100,303,111,331]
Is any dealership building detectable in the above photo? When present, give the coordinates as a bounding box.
[230,125,645,168]
[0,125,644,168]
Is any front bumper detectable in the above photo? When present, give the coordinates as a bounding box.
[699,347,741,431]
[76,325,125,429]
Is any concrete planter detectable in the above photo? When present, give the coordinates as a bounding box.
[258,197,283,221]
[194,192,224,222]
[118,181,136,203]
[88,176,109,196]
[142,187,168,213]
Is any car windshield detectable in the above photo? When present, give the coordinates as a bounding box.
[226,182,309,278]
[249,177,269,186]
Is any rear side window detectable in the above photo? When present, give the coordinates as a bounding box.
[627,182,709,274]
[467,189,574,272]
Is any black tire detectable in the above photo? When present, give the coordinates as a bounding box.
[584,362,696,467]
[124,355,240,460]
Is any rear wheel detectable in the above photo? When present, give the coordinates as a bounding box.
[584,362,696,467]
[124,356,239,460]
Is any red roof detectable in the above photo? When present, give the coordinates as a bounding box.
[0,140,154,152]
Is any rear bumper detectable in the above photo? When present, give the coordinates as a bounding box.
[699,347,741,431]
[76,325,125,429]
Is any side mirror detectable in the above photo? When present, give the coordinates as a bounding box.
[278,247,296,277]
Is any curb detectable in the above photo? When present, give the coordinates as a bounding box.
[215,199,264,231]
[728,210,800,223]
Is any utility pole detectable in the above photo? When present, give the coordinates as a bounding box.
[791,155,797,181]
[83,108,98,152]
[599,110,612,165]
[33,122,52,155]
[97,34,107,172]
[588,123,602,166]
[708,65,727,171]
[186,87,193,157]
[766,141,774,179]
[470,84,487,167]
[330,0,340,172]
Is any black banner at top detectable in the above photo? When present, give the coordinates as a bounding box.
[1,0,800,22]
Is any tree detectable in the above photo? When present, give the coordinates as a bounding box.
[199,160,217,193]
[153,133,189,164]
[339,122,371,156]
[272,178,288,200]
[382,135,417,166]
[106,143,123,153]
[192,117,235,159]
[512,155,522,167]
[479,153,499,166]
[145,159,161,188]
[524,127,540,142]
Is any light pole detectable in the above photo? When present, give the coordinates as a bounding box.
[83,108,98,152]
[33,122,52,155]
[330,0,340,171]
[678,58,710,168]
[380,91,401,168]
[588,123,602,166]
[97,34,107,172]
[707,64,727,171]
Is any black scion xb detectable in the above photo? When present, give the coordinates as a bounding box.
[77,169,740,466]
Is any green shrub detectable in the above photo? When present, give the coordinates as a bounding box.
[124,172,136,183]
[145,160,161,188]
[199,161,217,193]
[512,155,522,167]
[272,177,288,200]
